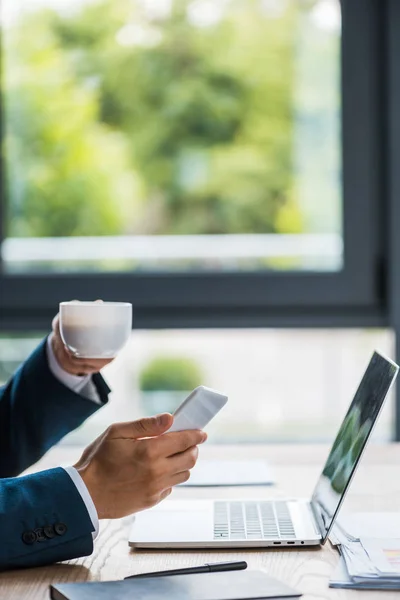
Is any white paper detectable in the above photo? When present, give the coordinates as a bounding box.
[330,556,400,590]
[332,537,400,588]
[360,538,400,576]
[330,512,400,545]
[180,459,274,487]
[340,542,377,578]
[330,533,400,590]
[330,556,358,588]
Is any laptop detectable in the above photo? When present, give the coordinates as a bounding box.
[129,351,398,549]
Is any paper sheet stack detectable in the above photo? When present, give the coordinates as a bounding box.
[329,513,400,590]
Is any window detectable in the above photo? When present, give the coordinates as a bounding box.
[1,329,393,444]
[2,0,341,274]
[1,2,393,436]
[0,0,382,331]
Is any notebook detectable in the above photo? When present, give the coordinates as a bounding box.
[50,570,301,600]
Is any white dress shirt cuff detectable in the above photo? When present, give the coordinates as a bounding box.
[63,466,99,540]
[46,336,102,404]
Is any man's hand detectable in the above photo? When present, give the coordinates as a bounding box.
[50,314,112,376]
[74,413,206,519]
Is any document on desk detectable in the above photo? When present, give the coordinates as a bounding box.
[361,538,400,575]
[329,512,400,590]
[330,540,400,590]
[180,459,274,487]
[329,555,400,590]
[50,570,301,600]
[330,512,400,545]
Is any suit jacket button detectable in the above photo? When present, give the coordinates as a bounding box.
[44,525,56,539]
[34,528,47,542]
[22,530,37,545]
[54,522,68,536]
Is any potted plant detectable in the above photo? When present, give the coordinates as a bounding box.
[139,356,203,415]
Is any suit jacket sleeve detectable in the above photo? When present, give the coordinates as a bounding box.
[0,467,96,570]
[0,337,110,478]
[0,337,111,570]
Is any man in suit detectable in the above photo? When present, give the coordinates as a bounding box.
[0,314,205,570]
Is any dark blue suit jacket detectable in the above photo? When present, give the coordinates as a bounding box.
[0,338,110,570]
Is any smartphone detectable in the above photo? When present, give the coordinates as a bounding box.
[166,385,228,433]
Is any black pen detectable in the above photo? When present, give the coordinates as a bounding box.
[124,560,247,579]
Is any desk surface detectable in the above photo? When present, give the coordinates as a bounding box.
[2,442,400,600]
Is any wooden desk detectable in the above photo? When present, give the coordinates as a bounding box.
[2,443,400,600]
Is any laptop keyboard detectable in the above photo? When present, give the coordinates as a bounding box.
[214,501,296,540]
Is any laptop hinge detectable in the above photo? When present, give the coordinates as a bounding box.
[309,500,326,540]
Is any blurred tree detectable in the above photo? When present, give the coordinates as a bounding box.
[4,0,328,237]
[4,10,136,237]
[139,356,203,391]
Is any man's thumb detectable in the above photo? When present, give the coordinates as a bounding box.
[118,413,173,439]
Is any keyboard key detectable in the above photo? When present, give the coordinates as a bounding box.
[213,501,295,541]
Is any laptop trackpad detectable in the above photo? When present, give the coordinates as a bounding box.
[131,504,212,543]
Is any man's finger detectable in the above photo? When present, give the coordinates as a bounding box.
[73,368,102,375]
[107,414,173,439]
[168,470,191,488]
[52,314,60,333]
[83,360,111,369]
[168,445,199,473]
[157,488,172,503]
[63,351,111,368]
[156,430,207,457]
[69,357,111,369]
[66,363,106,374]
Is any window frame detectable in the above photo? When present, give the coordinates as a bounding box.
[2,0,400,439]
[0,0,387,330]
[0,0,387,331]
[387,0,400,441]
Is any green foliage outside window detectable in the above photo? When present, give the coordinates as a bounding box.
[139,356,203,392]
[3,0,338,239]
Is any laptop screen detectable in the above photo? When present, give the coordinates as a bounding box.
[311,351,398,543]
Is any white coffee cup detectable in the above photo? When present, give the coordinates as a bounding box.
[59,301,132,359]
